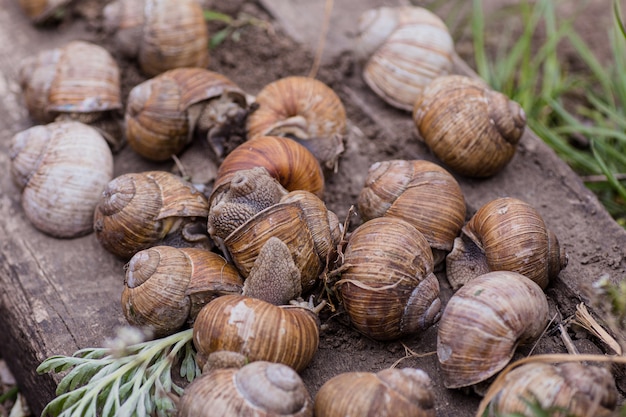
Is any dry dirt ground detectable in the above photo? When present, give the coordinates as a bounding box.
[1,0,625,416]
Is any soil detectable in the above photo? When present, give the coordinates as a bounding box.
[1,0,626,416]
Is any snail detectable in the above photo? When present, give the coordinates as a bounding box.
[121,246,243,338]
[179,359,313,417]
[484,362,618,417]
[437,271,550,389]
[10,121,114,238]
[124,68,249,161]
[192,294,320,372]
[314,368,436,417]
[412,75,526,177]
[246,76,347,171]
[211,136,325,203]
[18,41,122,147]
[93,171,211,260]
[354,6,454,111]
[446,197,568,290]
[357,159,466,266]
[208,168,341,296]
[18,0,70,24]
[336,216,441,341]
[103,0,210,77]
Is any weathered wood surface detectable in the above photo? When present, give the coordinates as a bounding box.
[0,0,625,416]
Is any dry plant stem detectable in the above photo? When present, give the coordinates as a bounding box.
[559,323,580,355]
[476,353,626,417]
[389,343,436,369]
[307,0,334,78]
[573,303,623,355]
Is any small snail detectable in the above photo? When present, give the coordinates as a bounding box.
[18,41,122,145]
[192,294,320,372]
[484,362,618,417]
[122,246,243,338]
[446,197,568,290]
[211,136,325,202]
[10,121,114,238]
[354,6,454,111]
[413,75,526,177]
[246,76,347,171]
[357,159,466,266]
[179,360,313,417]
[209,169,340,295]
[125,68,248,161]
[437,271,550,389]
[336,216,441,341]
[18,0,70,24]
[103,0,209,77]
[314,368,436,417]
[93,171,211,260]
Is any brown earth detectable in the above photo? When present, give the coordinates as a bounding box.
[1,0,626,416]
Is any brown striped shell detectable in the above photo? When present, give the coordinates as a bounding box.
[103,0,209,76]
[179,361,313,417]
[413,75,526,177]
[336,217,441,341]
[18,41,121,124]
[93,171,210,260]
[212,136,325,202]
[9,121,114,238]
[246,76,347,171]
[446,197,568,290]
[314,368,436,417]
[192,294,320,372]
[354,6,454,111]
[485,362,618,417]
[437,271,550,389]
[122,246,243,338]
[357,159,466,265]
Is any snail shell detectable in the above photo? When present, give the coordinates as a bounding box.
[93,171,210,260]
[336,216,441,341]
[357,159,465,266]
[246,76,346,171]
[446,197,568,290]
[125,68,248,161]
[212,136,325,203]
[314,368,436,417]
[103,0,209,76]
[193,294,320,372]
[179,360,313,417]
[122,246,243,338]
[19,40,122,124]
[354,6,454,111]
[18,0,70,23]
[413,75,526,177]
[485,362,618,417]
[10,121,114,238]
[437,271,550,389]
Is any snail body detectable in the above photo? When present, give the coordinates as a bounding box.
[125,68,248,161]
[246,76,346,171]
[10,121,114,238]
[336,216,441,341]
[446,197,568,290]
[122,246,243,338]
[413,75,526,177]
[314,368,436,417]
[192,294,320,372]
[93,171,210,260]
[354,6,454,111]
[357,159,465,265]
[437,271,550,389]
[179,360,313,417]
[103,0,209,76]
[485,362,618,417]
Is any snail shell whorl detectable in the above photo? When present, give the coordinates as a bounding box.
[314,368,436,417]
[179,361,313,417]
[437,271,549,389]
[193,295,320,373]
[337,217,441,340]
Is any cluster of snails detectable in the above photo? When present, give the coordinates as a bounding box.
[11,2,621,416]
